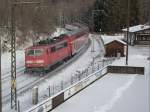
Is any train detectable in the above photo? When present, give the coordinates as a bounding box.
[25,24,89,73]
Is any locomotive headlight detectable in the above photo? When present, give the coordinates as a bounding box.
[36,60,44,63]
[26,60,33,64]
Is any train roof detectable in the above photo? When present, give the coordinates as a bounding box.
[65,24,89,36]
[36,26,88,45]
[25,46,48,52]
[27,24,89,49]
[36,34,68,46]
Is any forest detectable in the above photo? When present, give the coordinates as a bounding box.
[0,0,150,46]
[93,0,150,32]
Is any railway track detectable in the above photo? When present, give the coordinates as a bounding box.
[2,65,25,81]
[2,39,91,104]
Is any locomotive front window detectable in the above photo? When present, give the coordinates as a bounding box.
[34,49,43,56]
[27,49,43,56]
[27,50,34,56]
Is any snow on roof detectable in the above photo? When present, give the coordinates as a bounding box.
[65,24,79,30]
[101,35,126,45]
[122,24,150,33]
[50,28,68,38]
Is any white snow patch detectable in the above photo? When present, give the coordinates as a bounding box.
[93,75,136,112]
[122,24,150,32]
[1,50,25,74]
[101,35,126,45]
[50,28,68,37]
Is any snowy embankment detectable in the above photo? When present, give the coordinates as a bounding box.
[51,39,150,112]
[3,34,105,112]
[1,50,25,75]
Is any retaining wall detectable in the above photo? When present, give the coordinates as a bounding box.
[108,66,144,75]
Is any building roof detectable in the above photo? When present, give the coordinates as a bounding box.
[101,35,126,45]
[122,25,150,33]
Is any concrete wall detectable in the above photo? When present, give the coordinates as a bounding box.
[108,66,144,75]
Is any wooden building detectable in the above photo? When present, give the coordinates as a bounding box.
[101,36,126,57]
[122,25,150,45]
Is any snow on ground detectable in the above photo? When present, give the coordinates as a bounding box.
[1,50,25,75]
[2,33,149,112]
[112,45,150,67]
[52,69,149,112]
[51,41,150,112]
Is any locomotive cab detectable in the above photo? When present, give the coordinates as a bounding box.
[25,47,49,72]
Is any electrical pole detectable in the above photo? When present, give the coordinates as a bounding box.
[10,0,17,109]
[91,10,104,52]
[91,11,95,52]
[0,28,2,112]
[10,1,40,110]
[126,0,130,65]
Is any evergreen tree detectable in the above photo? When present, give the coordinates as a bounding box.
[92,0,141,33]
[93,0,108,32]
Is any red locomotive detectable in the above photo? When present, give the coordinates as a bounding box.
[25,24,89,72]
